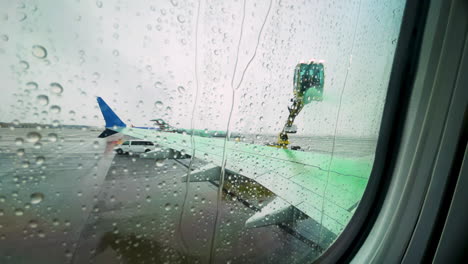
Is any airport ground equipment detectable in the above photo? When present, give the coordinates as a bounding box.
[272,61,324,149]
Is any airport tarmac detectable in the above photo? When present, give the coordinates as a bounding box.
[0,127,376,264]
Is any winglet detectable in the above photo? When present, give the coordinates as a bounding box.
[97,97,126,128]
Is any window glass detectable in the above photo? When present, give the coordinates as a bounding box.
[0,0,405,263]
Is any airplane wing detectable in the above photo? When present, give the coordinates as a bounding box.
[97,97,372,246]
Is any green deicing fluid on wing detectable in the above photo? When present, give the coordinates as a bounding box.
[116,127,372,236]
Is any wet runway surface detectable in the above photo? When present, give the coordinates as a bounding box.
[0,128,341,264]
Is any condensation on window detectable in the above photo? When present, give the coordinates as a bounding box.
[0,0,405,263]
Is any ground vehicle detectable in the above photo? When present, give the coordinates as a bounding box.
[114,140,155,155]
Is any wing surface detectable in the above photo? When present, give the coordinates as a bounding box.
[114,127,372,237]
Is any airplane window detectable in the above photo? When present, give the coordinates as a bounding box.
[0,0,405,263]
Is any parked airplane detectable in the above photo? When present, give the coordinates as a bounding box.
[150,118,231,138]
[96,96,372,249]
[96,98,232,139]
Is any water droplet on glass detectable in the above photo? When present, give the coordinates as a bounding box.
[47,133,58,142]
[37,230,46,238]
[29,220,38,228]
[1,34,8,42]
[18,12,27,21]
[155,159,165,167]
[164,203,172,211]
[36,95,49,106]
[112,49,119,56]
[16,148,25,156]
[26,131,41,143]
[30,192,44,204]
[35,156,45,165]
[154,101,163,109]
[50,83,63,95]
[96,0,103,8]
[19,60,29,70]
[14,208,24,216]
[50,105,61,114]
[154,81,162,89]
[15,138,24,145]
[177,86,185,94]
[26,81,38,90]
[21,161,30,168]
[32,45,47,59]
[177,15,185,23]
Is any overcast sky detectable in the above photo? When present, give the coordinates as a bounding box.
[0,0,405,137]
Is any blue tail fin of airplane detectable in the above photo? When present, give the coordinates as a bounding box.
[97,97,126,128]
